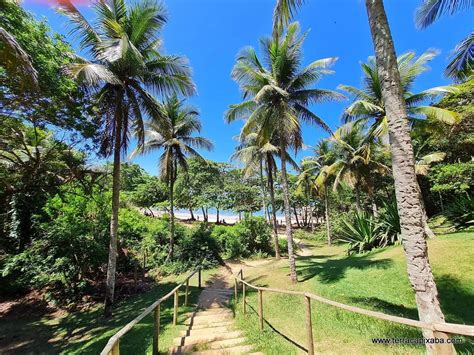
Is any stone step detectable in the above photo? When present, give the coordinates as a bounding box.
[205,337,247,349]
[201,288,233,294]
[184,313,233,325]
[194,309,233,317]
[173,331,242,347]
[189,345,255,354]
[189,321,234,330]
[179,325,231,337]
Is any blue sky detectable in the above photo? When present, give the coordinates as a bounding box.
[24,0,472,175]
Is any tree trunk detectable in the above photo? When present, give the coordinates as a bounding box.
[365,1,453,352]
[372,199,378,217]
[216,207,220,224]
[355,188,362,212]
[324,184,332,246]
[167,177,175,261]
[293,205,301,228]
[189,207,195,221]
[104,97,123,318]
[267,157,280,259]
[259,159,269,223]
[279,141,297,283]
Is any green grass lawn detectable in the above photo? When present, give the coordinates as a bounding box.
[0,268,219,354]
[232,232,474,354]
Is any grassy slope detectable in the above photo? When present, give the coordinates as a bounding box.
[0,268,219,354]
[232,232,474,354]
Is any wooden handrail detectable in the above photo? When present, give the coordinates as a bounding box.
[100,266,202,355]
[233,269,474,354]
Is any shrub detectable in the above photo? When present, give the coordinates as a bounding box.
[444,194,474,230]
[339,212,381,254]
[377,200,401,246]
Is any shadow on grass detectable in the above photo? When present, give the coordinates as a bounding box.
[0,281,203,355]
[296,254,392,283]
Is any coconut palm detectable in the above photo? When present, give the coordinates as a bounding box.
[416,0,473,81]
[133,95,213,260]
[365,0,454,351]
[302,140,336,245]
[231,133,299,259]
[339,50,460,138]
[320,123,389,213]
[226,22,343,283]
[59,0,194,316]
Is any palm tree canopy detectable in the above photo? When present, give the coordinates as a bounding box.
[226,22,343,151]
[133,95,213,182]
[272,0,305,37]
[59,0,195,155]
[339,50,461,137]
[415,0,474,28]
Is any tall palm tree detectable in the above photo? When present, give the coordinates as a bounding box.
[59,0,194,317]
[133,95,212,260]
[416,0,473,81]
[302,140,336,245]
[320,123,390,213]
[365,0,454,352]
[339,50,460,138]
[226,22,343,283]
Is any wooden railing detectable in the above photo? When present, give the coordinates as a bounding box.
[100,266,202,355]
[233,269,474,355]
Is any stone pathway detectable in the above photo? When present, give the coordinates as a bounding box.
[169,268,262,355]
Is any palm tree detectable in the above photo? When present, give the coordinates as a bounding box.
[416,0,473,81]
[59,0,195,317]
[339,50,460,138]
[320,123,390,213]
[365,0,454,351]
[226,22,343,283]
[302,140,336,245]
[133,95,213,260]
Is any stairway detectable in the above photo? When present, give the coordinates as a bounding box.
[169,287,261,355]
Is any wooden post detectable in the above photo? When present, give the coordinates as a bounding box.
[258,289,263,331]
[173,290,179,325]
[242,282,246,314]
[111,340,119,355]
[305,296,314,355]
[153,304,160,355]
[234,278,238,301]
[198,268,202,288]
[185,279,189,306]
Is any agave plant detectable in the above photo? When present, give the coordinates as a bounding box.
[377,200,401,246]
[444,194,474,229]
[339,212,382,254]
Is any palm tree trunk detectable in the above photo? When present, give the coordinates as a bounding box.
[293,205,301,228]
[104,98,123,318]
[168,177,175,261]
[216,207,220,224]
[267,157,280,259]
[355,188,362,212]
[259,159,269,223]
[365,1,453,352]
[279,141,297,283]
[189,207,195,221]
[324,184,332,246]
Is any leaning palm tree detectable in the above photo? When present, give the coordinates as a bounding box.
[226,22,343,283]
[365,0,454,351]
[416,0,473,81]
[339,50,460,138]
[133,95,213,260]
[59,0,194,316]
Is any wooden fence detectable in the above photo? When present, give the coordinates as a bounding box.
[100,267,202,355]
[233,269,474,355]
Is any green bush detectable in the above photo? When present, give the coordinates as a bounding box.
[339,212,381,254]
[211,217,273,258]
[444,194,474,230]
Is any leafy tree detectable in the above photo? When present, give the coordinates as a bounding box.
[60,0,194,316]
[133,95,212,261]
[226,22,342,283]
[0,1,95,138]
[416,0,473,81]
[365,0,453,350]
[127,176,167,216]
